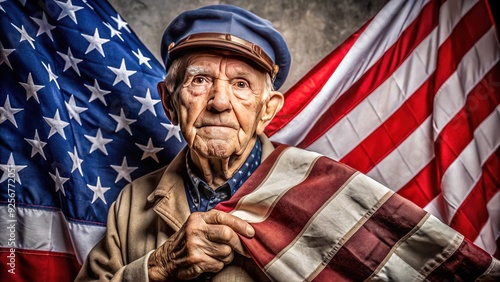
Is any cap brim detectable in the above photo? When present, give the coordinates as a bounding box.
[167,33,279,79]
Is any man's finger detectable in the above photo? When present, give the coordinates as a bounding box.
[204,224,249,257]
[202,210,255,238]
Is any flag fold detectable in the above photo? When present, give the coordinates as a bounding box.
[216,144,499,281]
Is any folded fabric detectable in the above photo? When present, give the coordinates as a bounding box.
[216,145,500,281]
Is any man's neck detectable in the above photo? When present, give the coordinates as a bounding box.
[190,138,257,189]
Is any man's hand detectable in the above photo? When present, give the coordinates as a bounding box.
[148,209,255,281]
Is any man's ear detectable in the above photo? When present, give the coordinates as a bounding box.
[158,81,178,125]
[257,91,284,134]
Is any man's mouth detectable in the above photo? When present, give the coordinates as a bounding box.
[196,119,238,130]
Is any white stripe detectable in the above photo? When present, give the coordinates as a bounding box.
[367,28,500,191]
[270,0,430,145]
[367,117,434,190]
[423,197,447,223]
[0,205,73,253]
[264,174,391,281]
[474,192,500,255]
[307,25,439,160]
[69,220,106,264]
[375,215,463,279]
[433,27,500,139]
[0,205,105,265]
[372,253,424,281]
[397,215,462,268]
[230,147,321,223]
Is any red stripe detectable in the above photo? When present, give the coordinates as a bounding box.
[265,21,370,136]
[238,156,357,267]
[313,193,427,281]
[339,0,495,173]
[449,149,500,241]
[397,158,440,207]
[297,0,444,148]
[486,0,500,30]
[0,248,80,281]
[496,237,500,258]
[426,238,494,281]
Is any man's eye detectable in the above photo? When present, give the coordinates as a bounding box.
[193,76,208,84]
[235,81,249,89]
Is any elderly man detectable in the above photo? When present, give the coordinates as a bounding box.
[77,4,286,281]
[77,4,500,282]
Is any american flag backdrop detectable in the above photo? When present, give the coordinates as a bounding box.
[0,0,499,281]
[266,0,500,259]
[0,0,185,281]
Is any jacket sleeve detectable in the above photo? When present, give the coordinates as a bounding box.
[74,184,154,282]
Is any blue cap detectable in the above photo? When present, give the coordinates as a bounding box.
[161,4,291,90]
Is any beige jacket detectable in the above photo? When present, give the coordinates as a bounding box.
[75,135,275,281]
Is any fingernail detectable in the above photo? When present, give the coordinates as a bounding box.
[246,225,255,237]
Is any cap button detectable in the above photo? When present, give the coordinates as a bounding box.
[225,34,231,41]
[168,42,175,51]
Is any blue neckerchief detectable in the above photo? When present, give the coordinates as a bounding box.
[184,138,262,212]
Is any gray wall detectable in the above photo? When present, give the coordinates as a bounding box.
[108,0,388,92]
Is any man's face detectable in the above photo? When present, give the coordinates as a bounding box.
[171,53,272,160]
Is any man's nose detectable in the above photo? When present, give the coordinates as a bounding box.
[207,79,232,112]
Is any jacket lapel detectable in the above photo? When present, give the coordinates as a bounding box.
[147,146,190,231]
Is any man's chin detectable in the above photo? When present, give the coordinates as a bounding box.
[194,139,236,159]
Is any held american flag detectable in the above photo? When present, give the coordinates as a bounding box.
[0,0,499,281]
[216,145,498,280]
[0,0,185,281]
